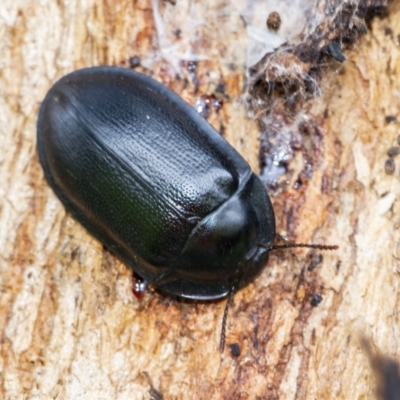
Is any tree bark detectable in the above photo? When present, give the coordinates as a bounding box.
[1,0,399,399]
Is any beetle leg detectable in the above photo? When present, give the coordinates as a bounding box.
[219,286,235,353]
[132,272,148,300]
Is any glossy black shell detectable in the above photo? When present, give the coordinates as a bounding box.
[37,66,276,300]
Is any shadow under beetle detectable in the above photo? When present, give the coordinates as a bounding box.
[37,66,337,351]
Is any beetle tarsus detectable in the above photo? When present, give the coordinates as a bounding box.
[219,286,235,353]
[132,273,148,300]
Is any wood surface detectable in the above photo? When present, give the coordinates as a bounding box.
[0,0,399,399]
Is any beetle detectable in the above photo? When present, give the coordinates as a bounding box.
[37,66,336,350]
[37,65,278,299]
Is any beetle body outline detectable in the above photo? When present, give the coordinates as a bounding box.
[37,66,276,300]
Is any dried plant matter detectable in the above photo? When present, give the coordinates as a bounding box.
[248,0,392,114]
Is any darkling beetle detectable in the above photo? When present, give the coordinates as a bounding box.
[37,67,337,351]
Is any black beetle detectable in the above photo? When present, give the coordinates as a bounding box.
[37,66,337,351]
[37,66,278,300]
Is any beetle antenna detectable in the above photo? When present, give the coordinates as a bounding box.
[263,243,338,251]
[219,286,235,353]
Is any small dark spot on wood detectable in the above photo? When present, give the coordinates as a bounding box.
[266,11,281,31]
[387,147,400,157]
[384,26,393,36]
[230,343,241,357]
[385,115,397,124]
[310,294,323,307]
[71,247,80,260]
[385,158,395,175]
[129,55,141,69]
[307,254,323,271]
[215,81,226,94]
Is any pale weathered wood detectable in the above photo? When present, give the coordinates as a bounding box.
[0,0,399,399]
